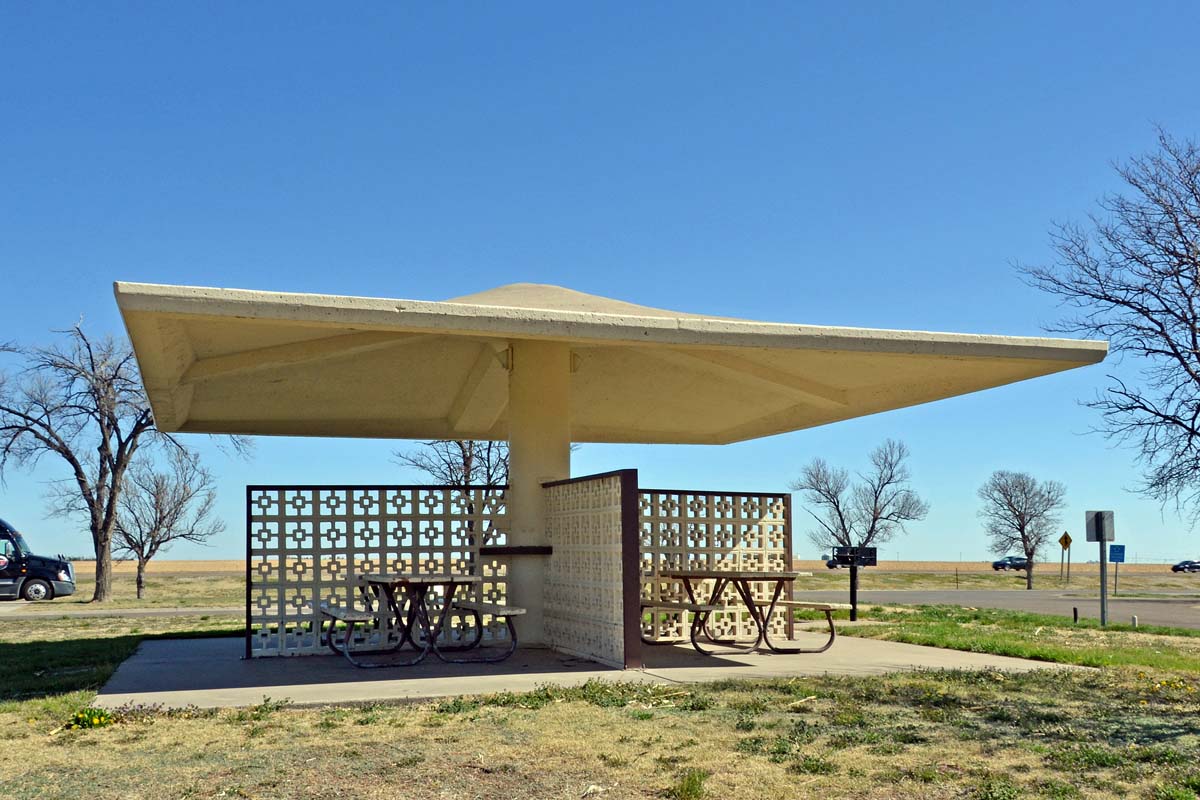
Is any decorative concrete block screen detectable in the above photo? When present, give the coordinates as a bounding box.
[639,489,792,641]
[543,470,641,669]
[246,485,508,657]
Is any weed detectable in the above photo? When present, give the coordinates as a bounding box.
[228,696,290,724]
[631,710,654,721]
[435,697,480,714]
[734,736,766,755]
[65,707,115,730]
[1045,744,1125,771]
[733,712,756,731]
[789,719,818,743]
[789,755,836,775]
[830,707,866,727]
[1034,779,1082,799]
[827,728,883,748]
[598,753,629,768]
[1127,744,1186,766]
[766,737,793,762]
[974,775,1021,800]
[661,768,709,800]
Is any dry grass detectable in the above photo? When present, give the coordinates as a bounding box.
[24,567,245,610]
[3,606,1200,798]
[3,670,1198,799]
[72,560,245,574]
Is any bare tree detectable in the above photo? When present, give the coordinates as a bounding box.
[393,440,509,487]
[791,439,930,553]
[115,448,225,599]
[0,325,245,602]
[1021,130,1200,520]
[0,326,169,602]
[977,471,1066,590]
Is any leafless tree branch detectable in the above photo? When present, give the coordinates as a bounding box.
[977,470,1066,589]
[791,439,930,553]
[1020,129,1200,522]
[114,448,225,598]
[0,324,245,601]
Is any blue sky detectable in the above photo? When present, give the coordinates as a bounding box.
[2,3,1198,563]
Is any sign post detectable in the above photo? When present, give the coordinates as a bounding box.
[1086,511,1115,626]
[833,546,877,622]
[1109,544,1126,595]
[1058,531,1072,584]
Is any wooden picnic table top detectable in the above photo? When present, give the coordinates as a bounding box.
[362,573,481,587]
[664,569,809,581]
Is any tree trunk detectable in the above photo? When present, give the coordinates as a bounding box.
[136,559,147,600]
[1026,560,1034,590]
[91,530,113,603]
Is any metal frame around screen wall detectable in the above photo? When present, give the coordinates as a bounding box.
[639,489,792,642]
[245,485,508,657]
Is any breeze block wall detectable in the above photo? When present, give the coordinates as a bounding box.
[639,490,792,642]
[245,485,508,657]
[543,470,642,669]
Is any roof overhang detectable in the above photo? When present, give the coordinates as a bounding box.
[114,282,1108,444]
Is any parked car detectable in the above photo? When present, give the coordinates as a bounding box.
[1171,560,1200,573]
[0,518,75,601]
[825,558,840,569]
[992,555,1030,572]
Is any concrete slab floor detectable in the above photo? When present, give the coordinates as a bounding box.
[95,629,1078,710]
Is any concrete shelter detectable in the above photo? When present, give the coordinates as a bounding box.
[114,281,1107,648]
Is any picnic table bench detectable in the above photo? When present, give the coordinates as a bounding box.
[643,570,841,655]
[319,574,525,667]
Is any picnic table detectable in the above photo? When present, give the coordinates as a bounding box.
[646,569,838,655]
[321,575,489,671]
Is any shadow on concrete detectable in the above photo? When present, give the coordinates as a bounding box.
[98,637,747,705]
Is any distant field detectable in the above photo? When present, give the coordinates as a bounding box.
[76,559,1176,575]
[72,559,244,574]
[45,558,1192,609]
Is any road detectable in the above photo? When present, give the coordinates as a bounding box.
[793,589,1200,630]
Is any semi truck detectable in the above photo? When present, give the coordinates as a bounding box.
[0,517,75,601]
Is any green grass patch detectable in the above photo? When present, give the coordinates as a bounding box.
[822,605,1200,671]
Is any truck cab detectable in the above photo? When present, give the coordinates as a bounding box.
[0,518,75,601]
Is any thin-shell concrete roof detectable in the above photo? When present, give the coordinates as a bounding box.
[114,281,1108,444]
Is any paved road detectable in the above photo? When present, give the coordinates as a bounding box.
[793,589,1200,629]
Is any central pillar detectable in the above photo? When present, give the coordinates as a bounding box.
[506,339,571,645]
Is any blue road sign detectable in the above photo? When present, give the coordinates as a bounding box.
[1109,544,1126,563]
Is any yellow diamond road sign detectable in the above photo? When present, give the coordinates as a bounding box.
[1059,532,1072,550]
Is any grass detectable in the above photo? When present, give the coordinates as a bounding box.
[808,605,1200,672]
[796,566,1200,594]
[3,566,1199,797]
[1,666,1197,799]
[0,615,241,705]
[38,569,245,610]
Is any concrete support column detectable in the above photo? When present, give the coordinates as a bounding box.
[506,339,571,645]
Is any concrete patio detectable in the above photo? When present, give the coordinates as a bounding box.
[95,625,1078,709]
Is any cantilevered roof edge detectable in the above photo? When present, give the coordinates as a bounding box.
[113,282,1109,363]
